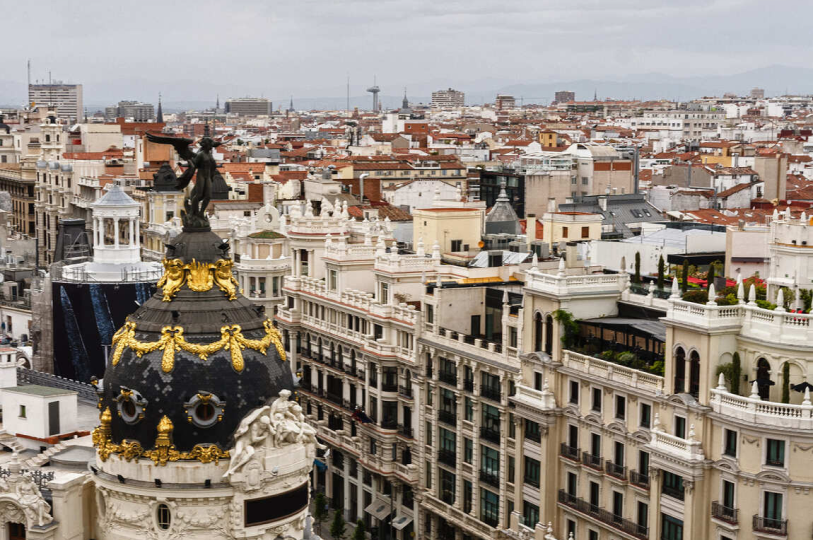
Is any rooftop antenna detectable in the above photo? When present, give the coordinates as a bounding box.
[347,75,350,114]
[26,59,31,97]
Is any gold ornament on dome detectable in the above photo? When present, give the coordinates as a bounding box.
[111,319,286,373]
[92,410,229,466]
[156,258,242,301]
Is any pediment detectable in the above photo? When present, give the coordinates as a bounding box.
[755,469,791,484]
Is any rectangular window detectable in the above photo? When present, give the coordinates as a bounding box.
[723,480,735,509]
[615,395,626,420]
[426,304,434,324]
[480,489,499,527]
[482,404,500,433]
[481,445,500,477]
[724,429,737,457]
[534,372,543,390]
[425,461,432,488]
[639,451,649,476]
[592,388,602,412]
[440,428,456,454]
[640,403,651,428]
[588,531,598,540]
[567,472,577,496]
[19,405,25,418]
[426,422,433,446]
[612,491,623,519]
[524,456,540,488]
[589,481,599,510]
[508,456,515,483]
[329,270,338,291]
[614,441,625,467]
[440,468,455,505]
[590,433,601,457]
[766,439,785,467]
[522,501,539,528]
[463,480,473,513]
[662,472,685,501]
[464,438,473,464]
[581,226,589,238]
[569,381,579,404]
[465,397,474,422]
[675,416,686,439]
[562,226,569,238]
[637,501,648,530]
[451,239,462,252]
[568,424,578,448]
[764,491,783,525]
[661,514,683,540]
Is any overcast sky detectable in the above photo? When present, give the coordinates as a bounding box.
[5,0,813,104]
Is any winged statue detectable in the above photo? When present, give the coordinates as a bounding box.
[146,133,222,229]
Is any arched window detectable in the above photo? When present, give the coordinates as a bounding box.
[534,313,543,352]
[756,358,771,400]
[689,351,701,399]
[674,347,686,394]
[545,315,554,355]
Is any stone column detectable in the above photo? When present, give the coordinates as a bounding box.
[135,218,140,247]
[128,217,134,246]
[647,467,660,540]
[513,415,525,525]
[114,218,120,248]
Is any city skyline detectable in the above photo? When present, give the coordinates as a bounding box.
[5,0,813,107]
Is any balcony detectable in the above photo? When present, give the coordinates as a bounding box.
[479,470,499,488]
[397,424,413,438]
[438,450,456,468]
[557,490,648,540]
[581,451,603,472]
[630,470,649,489]
[464,379,474,392]
[327,393,343,406]
[439,371,458,386]
[523,474,540,489]
[480,386,501,402]
[525,429,541,444]
[648,428,704,463]
[480,426,500,445]
[605,461,627,481]
[710,384,813,430]
[711,501,738,525]
[399,385,413,399]
[439,410,457,426]
[662,484,684,501]
[380,418,397,430]
[560,443,580,462]
[753,515,787,536]
[381,381,398,392]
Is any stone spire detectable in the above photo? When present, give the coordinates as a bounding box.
[156,92,163,123]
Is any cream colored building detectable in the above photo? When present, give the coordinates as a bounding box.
[541,212,603,247]
[413,206,484,254]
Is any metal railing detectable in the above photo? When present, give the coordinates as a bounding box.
[479,470,499,488]
[711,501,738,525]
[605,461,627,480]
[560,443,580,461]
[17,367,96,402]
[480,386,501,402]
[438,450,456,468]
[582,451,603,471]
[439,371,457,386]
[557,490,648,540]
[752,515,787,536]
[439,410,457,426]
[480,426,500,444]
[630,470,649,489]
[399,385,413,398]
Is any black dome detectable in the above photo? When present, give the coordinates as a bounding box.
[99,229,293,453]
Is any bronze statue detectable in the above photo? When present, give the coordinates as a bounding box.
[146,133,222,229]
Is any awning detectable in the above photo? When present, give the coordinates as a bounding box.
[580,317,666,342]
[365,497,392,521]
[392,515,413,530]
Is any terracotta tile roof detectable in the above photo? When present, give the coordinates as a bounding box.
[716,182,753,198]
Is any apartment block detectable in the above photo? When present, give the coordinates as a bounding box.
[28,83,83,121]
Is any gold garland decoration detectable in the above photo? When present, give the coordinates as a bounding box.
[111,319,286,373]
[92,409,229,466]
[157,258,241,302]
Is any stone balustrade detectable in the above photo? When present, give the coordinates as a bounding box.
[562,350,664,395]
[525,270,628,296]
[711,385,813,429]
[648,426,704,462]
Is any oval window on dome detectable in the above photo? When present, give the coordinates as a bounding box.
[184,392,226,428]
[156,503,171,530]
[115,387,147,425]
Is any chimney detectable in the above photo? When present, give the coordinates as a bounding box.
[526,213,536,246]
[547,198,556,212]
[599,196,608,212]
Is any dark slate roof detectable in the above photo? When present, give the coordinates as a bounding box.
[559,194,662,238]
